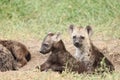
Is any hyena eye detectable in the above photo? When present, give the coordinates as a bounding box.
[43,43,49,48]
[80,36,85,39]
[73,36,76,39]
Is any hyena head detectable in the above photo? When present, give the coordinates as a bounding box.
[40,32,61,54]
[69,25,93,49]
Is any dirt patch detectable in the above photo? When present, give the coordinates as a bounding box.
[14,39,120,72]
[0,38,120,80]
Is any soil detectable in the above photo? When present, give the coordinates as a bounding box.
[17,38,120,72]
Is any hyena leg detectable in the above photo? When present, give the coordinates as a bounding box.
[40,62,64,73]
[50,64,64,73]
[40,62,51,72]
[12,49,27,67]
[16,58,27,68]
[19,58,27,67]
[12,60,19,70]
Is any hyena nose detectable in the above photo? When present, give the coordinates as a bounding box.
[40,50,43,53]
[74,42,79,47]
[40,50,46,54]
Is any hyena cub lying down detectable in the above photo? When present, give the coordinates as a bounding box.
[69,25,114,72]
[40,32,88,73]
[0,44,17,71]
[0,40,31,68]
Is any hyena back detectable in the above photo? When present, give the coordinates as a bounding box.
[0,40,31,68]
[0,44,17,71]
[69,25,114,72]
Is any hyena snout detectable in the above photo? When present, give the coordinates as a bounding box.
[74,41,80,47]
[40,48,47,54]
[40,44,51,54]
[73,39,83,48]
[73,35,84,48]
[39,50,44,54]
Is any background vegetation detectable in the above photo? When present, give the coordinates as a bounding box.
[0,0,120,40]
[0,0,120,80]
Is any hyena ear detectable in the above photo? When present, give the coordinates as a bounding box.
[68,24,74,34]
[85,25,93,36]
[47,32,54,36]
[52,32,61,42]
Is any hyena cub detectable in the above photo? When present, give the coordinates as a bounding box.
[0,44,17,71]
[69,25,114,72]
[0,40,31,68]
[40,32,88,73]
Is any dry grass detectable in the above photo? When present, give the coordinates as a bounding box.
[0,70,120,80]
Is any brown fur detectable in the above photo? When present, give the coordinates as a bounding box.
[0,44,18,71]
[40,33,89,74]
[69,25,114,72]
[0,40,31,68]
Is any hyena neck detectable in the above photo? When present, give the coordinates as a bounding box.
[75,47,88,60]
[75,41,94,62]
[52,40,67,53]
[75,42,95,71]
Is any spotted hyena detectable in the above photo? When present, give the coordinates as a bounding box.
[0,44,18,71]
[69,25,114,72]
[39,32,88,73]
[0,40,31,68]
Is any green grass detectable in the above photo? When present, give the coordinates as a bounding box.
[0,70,120,80]
[0,0,120,79]
[0,0,120,40]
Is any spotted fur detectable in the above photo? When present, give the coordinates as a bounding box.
[40,33,88,73]
[0,40,31,68]
[0,44,18,71]
[69,25,114,72]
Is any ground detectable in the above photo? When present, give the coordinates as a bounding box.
[0,38,120,80]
